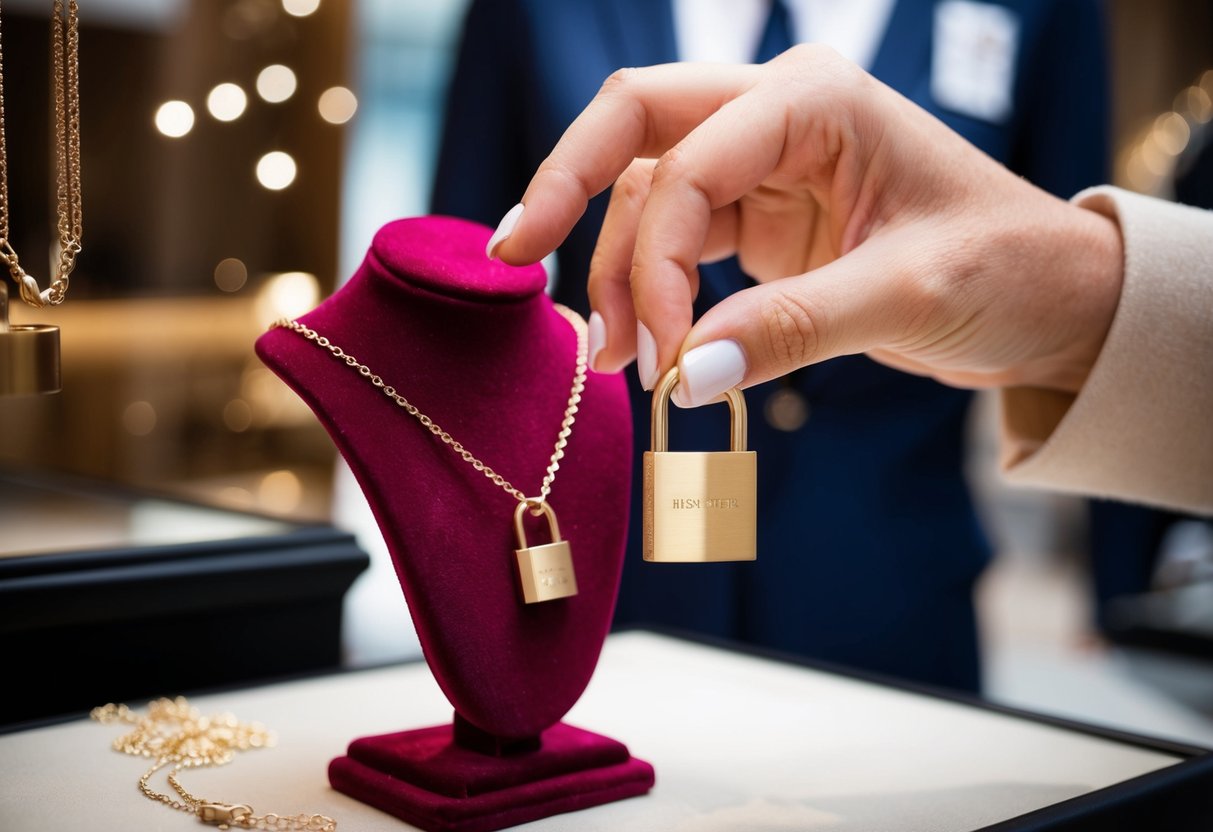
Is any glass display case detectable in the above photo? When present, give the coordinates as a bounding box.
[0,470,369,726]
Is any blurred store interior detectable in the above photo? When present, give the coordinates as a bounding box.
[1,0,1211,741]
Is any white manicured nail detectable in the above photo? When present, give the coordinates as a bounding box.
[587,311,606,371]
[486,203,524,259]
[673,340,747,408]
[637,322,659,390]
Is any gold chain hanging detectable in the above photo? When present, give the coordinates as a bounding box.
[0,0,84,309]
[92,698,336,831]
[272,304,588,510]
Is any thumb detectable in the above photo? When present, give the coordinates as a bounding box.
[670,244,911,408]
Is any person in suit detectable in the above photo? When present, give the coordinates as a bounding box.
[431,0,1110,691]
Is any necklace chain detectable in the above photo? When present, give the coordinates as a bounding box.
[273,305,588,507]
[92,698,336,831]
[0,0,84,309]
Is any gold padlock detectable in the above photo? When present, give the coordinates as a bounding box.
[643,367,757,562]
[513,499,579,604]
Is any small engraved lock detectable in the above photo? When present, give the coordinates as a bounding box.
[643,367,757,562]
[513,499,579,604]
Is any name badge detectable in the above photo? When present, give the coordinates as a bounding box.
[932,0,1020,123]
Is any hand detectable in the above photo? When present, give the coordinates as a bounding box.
[487,46,1124,407]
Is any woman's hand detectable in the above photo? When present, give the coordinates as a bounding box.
[487,46,1124,407]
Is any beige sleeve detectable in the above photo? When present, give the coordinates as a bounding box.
[999,186,1213,516]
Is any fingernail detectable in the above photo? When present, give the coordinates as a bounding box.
[637,322,659,390]
[587,311,606,372]
[486,203,524,259]
[674,339,747,408]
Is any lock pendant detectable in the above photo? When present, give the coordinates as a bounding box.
[513,499,579,604]
[643,367,757,562]
[0,282,60,396]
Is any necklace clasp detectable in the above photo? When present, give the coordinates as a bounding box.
[197,802,253,828]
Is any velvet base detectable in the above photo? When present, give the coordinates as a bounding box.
[329,721,655,831]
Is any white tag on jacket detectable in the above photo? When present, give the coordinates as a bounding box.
[931,0,1020,123]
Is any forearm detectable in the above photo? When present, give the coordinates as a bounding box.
[1000,187,1213,515]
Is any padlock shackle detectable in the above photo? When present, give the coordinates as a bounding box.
[513,498,562,547]
[650,366,747,453]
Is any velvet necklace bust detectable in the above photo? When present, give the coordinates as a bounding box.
[256,216,633,739]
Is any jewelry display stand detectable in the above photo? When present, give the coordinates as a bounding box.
[255,217,653,831]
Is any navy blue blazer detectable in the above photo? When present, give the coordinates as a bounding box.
[432,0,1109,691]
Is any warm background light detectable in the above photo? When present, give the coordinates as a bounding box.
[154,100,194,137]
[256,151,297,190]
[318,86,357,124]
[1152,111,1191,155]
[213,258,248,292]
[1117,66,1212,195]
[259,469,304,514]
[282,0,321,17]
[206,83,248,122]
[122,401,158,436]
[1182,85,1212,123]
[256,64,297,103]
[255,271,320,325]
[223,399,254,433]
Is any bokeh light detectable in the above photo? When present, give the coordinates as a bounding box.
[1152,112,1191,156]
[318,86,358,124]
[214,258,249,292]
[255,271,320,326]
[223,399,254,432]
[256,151,297,190]
[122,401,158,436]
[283,0,320,17]
[1140,135,1171,177]
[154,101,194,137]
[259,469,303,513]
[1184,86,1213,124]
[207,83,248,122]
[256,64,297,103]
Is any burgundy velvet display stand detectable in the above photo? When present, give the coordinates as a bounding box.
[255,217,654,831]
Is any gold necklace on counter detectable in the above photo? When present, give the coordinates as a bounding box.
[92,697,336,831]
[272,305,586,605]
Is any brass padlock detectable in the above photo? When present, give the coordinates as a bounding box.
[643,367,757,562]
[513,499,579,604]
[0,282,60,396]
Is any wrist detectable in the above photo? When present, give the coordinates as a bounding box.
[1019,200,1125,395]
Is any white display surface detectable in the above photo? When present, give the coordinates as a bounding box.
[0,632,1183,831]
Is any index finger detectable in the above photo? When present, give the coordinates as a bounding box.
[491,63,763,265]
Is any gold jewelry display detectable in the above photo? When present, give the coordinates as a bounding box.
[272,305,587,604]
[92,697,336,831]
[0,0,82,307]
[0,0,83,394]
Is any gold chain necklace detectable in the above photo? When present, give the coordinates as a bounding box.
[0,0,84,308]
[92,697,336,831]
[272,304,587,604]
